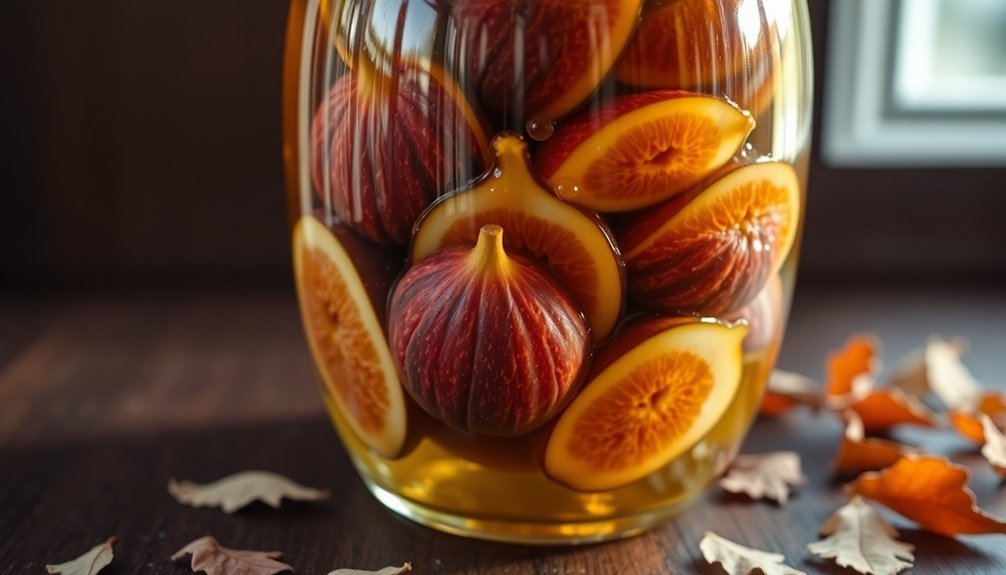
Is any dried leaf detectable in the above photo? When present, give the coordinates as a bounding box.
[980,414,1006,476]
[946,393,1006,444]
[171,536,293,575]
[169,470,329,513]
[947,409,987,444]
[807,497,914,575]
[834,412,918,473]
[890,337,981,410]
[979,392,1006,422]
[46,536,116,575]
[760,370,820,416]
[329,564,412,575]
[719,451,807,504]
[847,455,1006,536]
[846,388,936,432]
[700,531,806,575]
[826,335,880,408]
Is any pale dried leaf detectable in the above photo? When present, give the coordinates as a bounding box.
[719,452,807,504]
[980,414,1006,476]
[169,470,329,513]
[700,531,806,575]
[890,337,981,410]
[329,564,412,575]
[171,536,293,575]
[807,497,914,575]
[888,347,927,398]
[760,370,820,415]
[46,537,116,575]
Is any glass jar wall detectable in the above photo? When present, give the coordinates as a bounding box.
[283,0,812,543]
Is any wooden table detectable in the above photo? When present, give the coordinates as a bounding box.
[2,286,1005,574]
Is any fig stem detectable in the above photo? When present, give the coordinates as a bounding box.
[467,225,510,276]
[490,135,530,177]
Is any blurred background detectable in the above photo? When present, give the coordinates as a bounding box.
[2,0,1004,293]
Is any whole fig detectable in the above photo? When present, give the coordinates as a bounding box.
[388,225,590,436]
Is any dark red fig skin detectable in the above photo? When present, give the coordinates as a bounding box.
[310,64,489,245]
[388,229,590,437]
[449,0,642,128]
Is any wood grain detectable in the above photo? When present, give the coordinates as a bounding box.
[1,287,1005,574]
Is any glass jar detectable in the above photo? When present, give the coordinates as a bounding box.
[283,0,812,543]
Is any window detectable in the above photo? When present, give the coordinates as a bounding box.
[822,0,1006,166]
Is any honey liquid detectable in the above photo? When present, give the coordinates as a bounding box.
[284,0,813,542]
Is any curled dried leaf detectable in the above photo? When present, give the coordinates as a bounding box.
[329,564,412,575]
[946,392,1006,444]
[807,497,914,575]
[980,414,1006,477]
[700,531,806,575]
[847,455,1006,536]
[834,412,917,474]
[826,335,880,408]
[979,392,1006,423]
[45,536,116,575]
[169,470,329,513]
[171,536,293,575]
[760,370,820,417]
[846,388,936,432]
[890,337,981,410]
[719,451,807,504]
[948,409,987,444]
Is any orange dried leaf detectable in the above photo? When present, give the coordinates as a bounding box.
[826,335,880,406]
[171,536,293,575]
[719,451,807,504]
[834,412,917,473]
[846,388,935,432]
[329,565,412,575]
[700,531,807,575]
[848,455,1006,537]
[806,497,914,575]
[760,370,820,417]
[46,536,116,575]
[948,410,987,444]
[979,392,1006,425]
[980,414,1006,476]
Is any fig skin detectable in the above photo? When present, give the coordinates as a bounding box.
[310,62,490,245]
[618,161,800,317]
[388,225,590,437]
[448,0,643,130]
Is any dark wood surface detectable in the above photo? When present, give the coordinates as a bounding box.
[2,286,1006,574]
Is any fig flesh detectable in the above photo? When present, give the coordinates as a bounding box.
[543,318,746,491]
[293,216,408,457]
[412,133,625,344]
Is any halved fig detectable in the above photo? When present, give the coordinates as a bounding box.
[310,59,491,245]
[543,318,746,492]
[449,0,643,130]
[293,216,408,457]
[535,92,754,212]
[619,161,800,316]
[411,133,625,344]
[614,0,778,117]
